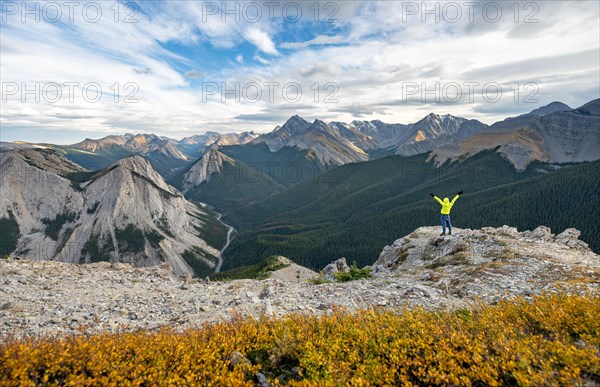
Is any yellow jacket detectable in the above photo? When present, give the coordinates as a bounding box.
[435,195,459,215]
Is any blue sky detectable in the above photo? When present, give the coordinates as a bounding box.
[1,0,599,144]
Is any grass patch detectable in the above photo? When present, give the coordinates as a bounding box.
[212,255,290,281]
[308,274,332,285]
[1,294,598,386]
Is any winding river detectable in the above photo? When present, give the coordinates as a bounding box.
[214,211,234,273]
[198,202,235,273]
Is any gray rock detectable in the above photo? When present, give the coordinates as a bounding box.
[180,273,193,283]
[554,228,588,249]
[556,228,581,240]
[0,225,598,339]
[255,372,271,387]
[227,351,251,371]
[497,225,519,236]
[531,226,554,241]
[322,258,350,280]
[112,262,132,270]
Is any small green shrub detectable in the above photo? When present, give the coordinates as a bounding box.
[334,262,372,282]
[309,275,332,285]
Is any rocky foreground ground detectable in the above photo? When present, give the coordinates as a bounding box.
[1,226,598,339]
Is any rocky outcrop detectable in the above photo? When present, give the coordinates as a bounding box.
[322,257,350,280]
[373,225,597,273]
[268,256,318,283]
[181,145,236,189]
[1,225,598,338]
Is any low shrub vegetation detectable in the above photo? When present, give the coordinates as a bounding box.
[334,262,372,282]
[0,294,598,386]
[308,274,332,285]
[212,255,290,281]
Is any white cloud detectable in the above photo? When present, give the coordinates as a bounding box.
[298,62,341,78]
[253,55,271,65]
[280,35,345,49]
[1,0,598,141]
[244,27,278,55]
[184,70,205,79]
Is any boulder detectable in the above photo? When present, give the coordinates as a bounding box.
[555,228,581,242]
[254,372,271,387]
[227,351,251,371]
[530,226,554,241]
[180,272,193,283]
[497,225,519,237]
[322,258,350,280]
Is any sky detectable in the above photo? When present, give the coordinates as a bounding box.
[1,0,599,144]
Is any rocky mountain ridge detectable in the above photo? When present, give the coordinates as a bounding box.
[0,148,222,275]
[251,113,488,165]
[8,100,597,177]
[181,145,237,189]
[71,132,258,159]
[1,225,597,338]
[251,115,369,165]
[522,101,572,117]
[431,99,600,169]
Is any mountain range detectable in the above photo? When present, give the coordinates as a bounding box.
[1,99,599,275]
[0,147,227,277]
[432,100,599,169]
[10,100,597,180]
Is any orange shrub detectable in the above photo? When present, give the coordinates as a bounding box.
[0,293,598,386]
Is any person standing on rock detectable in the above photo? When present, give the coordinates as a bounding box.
[430,191,463,236]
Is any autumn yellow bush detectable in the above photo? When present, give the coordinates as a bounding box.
[1,293,599,386]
